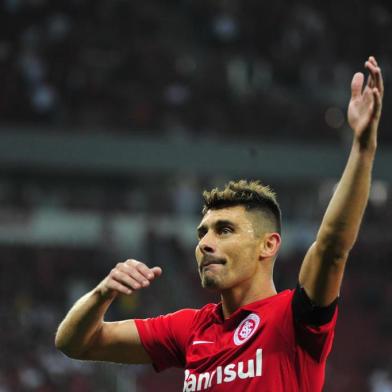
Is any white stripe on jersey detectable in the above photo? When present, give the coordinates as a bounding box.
[192,340,215,345]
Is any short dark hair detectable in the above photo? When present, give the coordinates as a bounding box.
[202,180,281,234]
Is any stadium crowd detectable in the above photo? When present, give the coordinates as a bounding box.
[0,175,391,391]
[0,0,391,144]
[1,0,392,391]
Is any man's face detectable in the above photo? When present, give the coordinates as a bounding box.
[195,205,263,291]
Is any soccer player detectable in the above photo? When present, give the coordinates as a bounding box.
[55,56,384,391]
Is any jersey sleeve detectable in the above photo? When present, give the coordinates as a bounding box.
[134,309,197,372]
[291,285,339,363]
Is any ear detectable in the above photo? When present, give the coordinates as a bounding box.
[259,233,281,259]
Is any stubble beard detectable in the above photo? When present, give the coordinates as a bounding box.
[200,270,223,290]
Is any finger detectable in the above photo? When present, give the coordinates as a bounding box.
[369,56,378,67]
[369,64,384,98]
[351,72,364,99]
[124,259,162,281]
[135,262,157,281]
[363,85,375,107]
[373,88,382,119]
[366,73,374,89]
[120,264,151,287]
[376,66,384,97]
[123,259,152,280]
[112,269,144,290]
[365,61,379,84]
[108,280,133,295]
[151,266,163,277]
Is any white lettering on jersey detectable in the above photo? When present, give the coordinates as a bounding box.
[183,349,263,391]
[238,359,254,379]
[233,313,261,346]
[207,370,216,388]
[223,364,236,382]
[216,366,222,384]
[197,372,210,390]
[184,371,197,391]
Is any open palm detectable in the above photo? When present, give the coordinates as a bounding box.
[347,57,383,148]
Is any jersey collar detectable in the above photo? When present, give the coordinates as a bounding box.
[212,289,291,324]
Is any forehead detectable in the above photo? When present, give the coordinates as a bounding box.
[199,205,250,227]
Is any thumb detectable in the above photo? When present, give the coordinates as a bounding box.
[351,72,364,99]
[151,266,163,277]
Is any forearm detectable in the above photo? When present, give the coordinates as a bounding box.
[299,57,382,305]
[55,260,162,363]
[316,139,375,255]
[55,287,116,358]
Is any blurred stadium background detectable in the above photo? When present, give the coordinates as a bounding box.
[0,0,391,391]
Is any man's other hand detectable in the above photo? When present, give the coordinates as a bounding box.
[97,259,162,299]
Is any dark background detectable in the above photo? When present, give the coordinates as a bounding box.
[0,0,391,391]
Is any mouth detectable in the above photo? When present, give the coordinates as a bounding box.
[200,256,226,271]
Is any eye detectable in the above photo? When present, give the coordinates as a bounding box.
[219,226,233,235]
[197,229,207,240]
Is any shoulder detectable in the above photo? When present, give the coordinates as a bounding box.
[262,286,338,326]
[189,302,219,324]
[263,289,294,313]
[139,308,198,333]
[253,289,295,334]
[196,302,218,314]
[165,303,217,320]
[138,303,217,330]
[163,308,199,322]
[239,290,295,327]
[274,289,294,303]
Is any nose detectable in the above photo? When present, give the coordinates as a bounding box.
[200,243,214,254]
[198,232,215,254]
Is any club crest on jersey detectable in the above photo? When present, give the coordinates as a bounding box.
[233,313,260,346]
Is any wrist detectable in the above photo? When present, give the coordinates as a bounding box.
[93,284,118,303]
[352,136,377,156]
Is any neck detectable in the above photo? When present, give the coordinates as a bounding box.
[220,276,277,319]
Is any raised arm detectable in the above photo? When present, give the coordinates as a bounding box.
[55,259,162,363]
[299,56,384,306]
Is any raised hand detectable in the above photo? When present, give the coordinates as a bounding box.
[97,259,162,299]
[348,56,383,150]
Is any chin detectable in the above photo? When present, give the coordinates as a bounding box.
[201,275,222,290]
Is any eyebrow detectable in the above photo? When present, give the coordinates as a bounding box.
[197,219,236,235]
